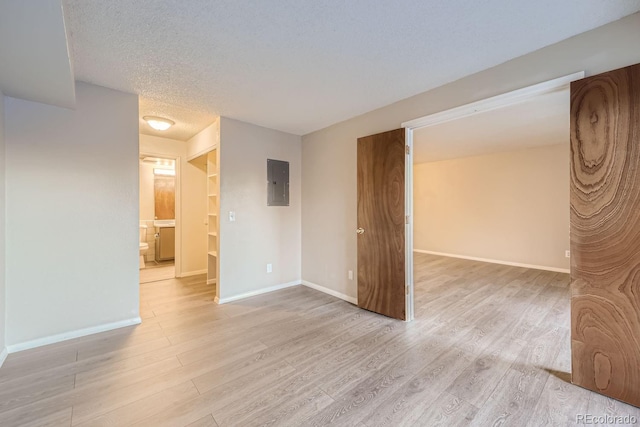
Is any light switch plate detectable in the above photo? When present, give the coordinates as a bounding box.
[229,211,236,222]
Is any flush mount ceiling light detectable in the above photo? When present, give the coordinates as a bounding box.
[143,116,175,131]
[154,168,176,176]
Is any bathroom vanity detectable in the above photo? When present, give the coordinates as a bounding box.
[154,220,175,262]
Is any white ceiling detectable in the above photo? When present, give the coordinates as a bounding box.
[413,89,569,164]
[0,0,75,108]
[61,1,640,136]
[138,97,217,141]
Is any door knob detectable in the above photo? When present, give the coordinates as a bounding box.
[356,228,365,235]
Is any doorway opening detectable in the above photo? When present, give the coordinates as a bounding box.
[139,154,178,284]
[188,148,219,299]
[401,72,583,321]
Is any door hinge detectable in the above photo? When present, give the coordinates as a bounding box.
[405,285,409,295]
[405,215,410,224]
[406,145,410,155]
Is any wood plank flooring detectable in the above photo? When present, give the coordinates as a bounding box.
[1,253,639,426]
[140,264,175,284]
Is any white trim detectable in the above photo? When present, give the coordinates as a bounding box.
[302,280,358,305]
[413,249,570,273]
[140,150,182,278]
[6,317,142,354]
[187,144,218,162]
[0,348,8,368]
[178,269,207,278]
[404,129,414,322]
[216,281,301,304]
[401,72,584,130]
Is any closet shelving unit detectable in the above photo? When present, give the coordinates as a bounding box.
[206,149,219,288]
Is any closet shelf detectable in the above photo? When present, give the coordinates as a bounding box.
[207,149,218,287]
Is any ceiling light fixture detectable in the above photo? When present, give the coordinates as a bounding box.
[143,116,175,131]
[154,168,176,176]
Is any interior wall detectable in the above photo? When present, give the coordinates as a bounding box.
[219,117,301,300]
[139,134,207,276]
[139,162,155,221]
[414,144,569,270]
[138,161,157,261]
[301,13,640,300]
[181,159,206,275]
[188,117,220,160]
[0,91,7,363]
[5,82,139,349]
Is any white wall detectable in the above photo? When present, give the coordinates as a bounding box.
[188,117,220,160]
[140,134,208,276]
[219,117,301,300]
[139,162,155,221]
[0,91,7,364]
[5,82,139,349]
[301,13,640,300]
[414,144,570,270]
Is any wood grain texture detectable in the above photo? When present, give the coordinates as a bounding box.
[186,414,218,427]
[2,255,639,425]
[570,63,640,407]
[140,264,175,284]
[154,175,175,220]
[357,128,406,320]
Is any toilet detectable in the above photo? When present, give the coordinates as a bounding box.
[139,225,149,269]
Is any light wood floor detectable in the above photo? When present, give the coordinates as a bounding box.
[140,264,176,284]
[1,254,639,426]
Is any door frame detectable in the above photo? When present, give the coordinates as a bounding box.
[140,151,182,278]
[399,71,584,321]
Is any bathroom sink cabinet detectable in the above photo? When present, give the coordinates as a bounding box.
[155,226,175,261]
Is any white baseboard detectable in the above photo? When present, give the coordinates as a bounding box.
[178,269,207,278]
[6,317,142,354]
[413,249,570,273]
[0,347,8,368]
[216,280,301,304]
[302,280,358,305]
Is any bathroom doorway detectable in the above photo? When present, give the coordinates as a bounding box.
[139,154,178,283]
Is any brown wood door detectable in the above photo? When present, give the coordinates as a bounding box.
[154,176,175,220]
[570,63,640,407]
[357,128,406,320]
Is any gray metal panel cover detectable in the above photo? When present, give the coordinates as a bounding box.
[267,159,289,206]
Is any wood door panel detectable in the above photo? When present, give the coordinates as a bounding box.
[570,63,640,407]
[357,128,406,320]
[154,176,175,220]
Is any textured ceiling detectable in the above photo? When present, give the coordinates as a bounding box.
[0,0,75,108]
[63,1,640,136]
[138,97,217,140]
[413,89,569,164]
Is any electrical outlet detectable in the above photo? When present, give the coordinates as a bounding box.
[565,250,571,258]
[348,270,353,280]
[266,263,272,273]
